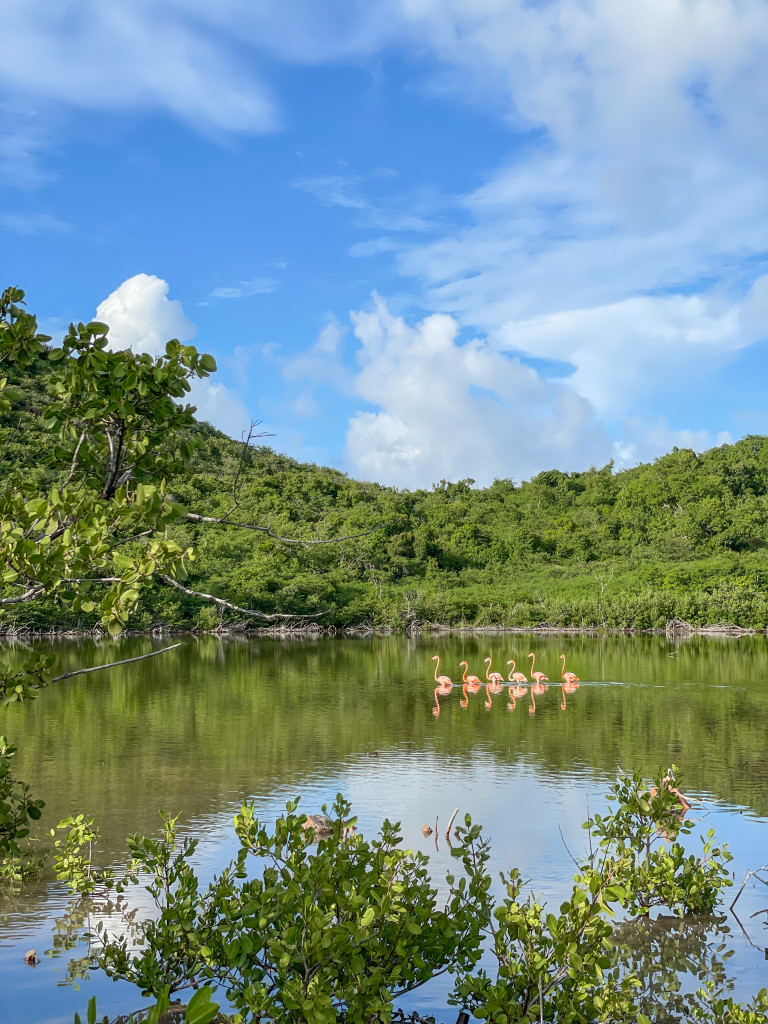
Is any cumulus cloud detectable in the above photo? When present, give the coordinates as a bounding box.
[96,274,197,356]
[95,274,250,438]
[341,295,612,488]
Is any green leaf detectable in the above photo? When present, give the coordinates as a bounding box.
[185,986,221,1024]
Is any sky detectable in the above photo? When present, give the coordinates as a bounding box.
[3,0,768,489]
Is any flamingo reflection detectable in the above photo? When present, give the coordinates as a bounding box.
[432,679,453,717]
[507,681,528,711]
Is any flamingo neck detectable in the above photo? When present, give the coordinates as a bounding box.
[434,657,440,682]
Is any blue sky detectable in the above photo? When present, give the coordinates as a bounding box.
[3,0,768,487]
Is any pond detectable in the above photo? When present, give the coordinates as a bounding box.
[1,634,767,1023]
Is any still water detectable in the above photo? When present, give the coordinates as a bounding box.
[1,635,767,1023]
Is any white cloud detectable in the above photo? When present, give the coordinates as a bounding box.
[1,211,70,234]
[95,274,250,438]
[96,274,197,356]
[497,279,768,418]
[2,1,277,135]
[209,277,277,301]
[292,175,367,210]
[342,295,612,488]
[615,418,733,468]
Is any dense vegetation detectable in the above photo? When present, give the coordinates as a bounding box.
[4,347,768,631]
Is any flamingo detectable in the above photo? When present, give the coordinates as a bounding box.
[460,661,482,688]
[560,653,580,685]
[432,655,452,686]
[528,688,538,715]
[484,657,504,684]
[484,683,496,710]
[559,682,578,710]
[459,683,473,709]
[506,659,528,684]
[528,652,549,684]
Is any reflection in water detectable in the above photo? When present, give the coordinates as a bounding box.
[507,682,528,712]
[2,635,768,1023]
[613,914,736,1023]
[560,680,579,711]
[432,681,453,717]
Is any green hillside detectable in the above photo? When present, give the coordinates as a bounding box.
[4,349,768,631]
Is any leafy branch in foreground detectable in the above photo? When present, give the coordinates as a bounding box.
[52,770,763,1024]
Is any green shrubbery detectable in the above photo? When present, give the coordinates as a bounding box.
[54,769,763,1024]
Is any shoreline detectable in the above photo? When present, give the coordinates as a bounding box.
[0,618,761,640]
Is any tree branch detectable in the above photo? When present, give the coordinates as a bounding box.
[50,643,183,682]
[184,513,379,547]
[158,575,327,620]
[0,584,46,606]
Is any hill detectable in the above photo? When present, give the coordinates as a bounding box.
[3,350,768,631]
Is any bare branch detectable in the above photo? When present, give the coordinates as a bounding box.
[0,585,46,607]
[227,420,274,517]
[51,643,183,682]
[59,430,88,494]
[184,513,379,547]
[158,574,327,620]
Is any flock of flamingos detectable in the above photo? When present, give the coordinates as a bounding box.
[430,653,581,717]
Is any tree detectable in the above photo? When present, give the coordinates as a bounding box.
[0,286,359,873]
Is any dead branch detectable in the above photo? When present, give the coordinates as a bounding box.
[51,643,182,682]
[730,864,768,911]
[445,808,459,840]
[158,575,328,620]
[184,513,379,547]
[227,420,273,517]
[0,585,46,607]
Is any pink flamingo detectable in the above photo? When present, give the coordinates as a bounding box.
[506,659,528,684]
[432,655,452,686]
[528,652,549,684]
[460,661,482,688]
[560,653,580,686]
[484,657,504,684]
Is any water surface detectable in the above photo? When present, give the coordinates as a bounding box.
[1,635,767,1022]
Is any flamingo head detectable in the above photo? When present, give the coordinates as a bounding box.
[460,660,468,669]
[528,652,534,659]
[432,655,439,662]
[484,657,491,664]
[506,659,514,666]
[560,653,566,662]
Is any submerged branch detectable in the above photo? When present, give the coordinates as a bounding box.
[51,643,182,682]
